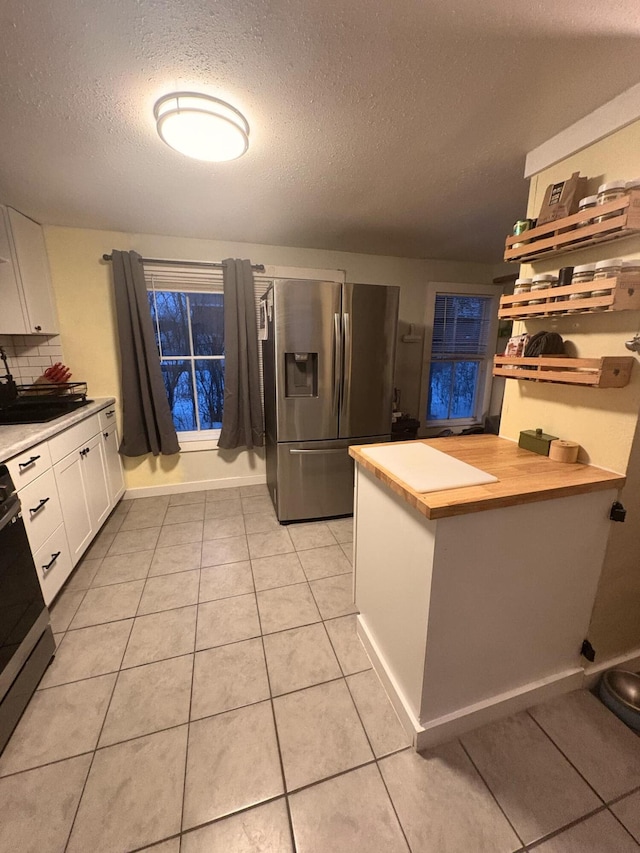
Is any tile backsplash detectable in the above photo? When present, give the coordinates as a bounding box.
[0,333,65,386]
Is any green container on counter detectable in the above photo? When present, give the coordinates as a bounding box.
[518,428,559,456]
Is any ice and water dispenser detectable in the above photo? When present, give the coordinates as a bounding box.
[284,353,318,397]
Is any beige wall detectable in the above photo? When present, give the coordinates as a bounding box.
[500,117,640,473]
[45,225,495,490]
[499,117,640,659]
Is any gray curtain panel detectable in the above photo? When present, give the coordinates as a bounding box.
[218,258,264,450]
[111,250,180,457]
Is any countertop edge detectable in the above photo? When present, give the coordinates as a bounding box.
[0,397,117,463]
[350,437,626,519]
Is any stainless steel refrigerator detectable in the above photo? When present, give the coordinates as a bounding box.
[261,279,399,522]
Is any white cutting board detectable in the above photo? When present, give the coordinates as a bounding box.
[361,442,498,493]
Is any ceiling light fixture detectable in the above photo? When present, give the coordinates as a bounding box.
[154,92,249,162]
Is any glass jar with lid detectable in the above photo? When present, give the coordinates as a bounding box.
[512,277,532,318]
[590,259,622,310]
[621,259,640,278]
[529,274,556,306]
[595,181,626,223]
[577,195,598,227]
[567,263,595,312]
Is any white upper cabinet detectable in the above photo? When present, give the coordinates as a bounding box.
[0,207,26,333]
[0,205,58,334]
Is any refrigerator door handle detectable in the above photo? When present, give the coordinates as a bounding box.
[333,312,341,416]
[289,448,346,455]
[341,312,352,418]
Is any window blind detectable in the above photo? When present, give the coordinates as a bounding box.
[431,294,493,359]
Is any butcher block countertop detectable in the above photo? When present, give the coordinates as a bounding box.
[349,435,625,520]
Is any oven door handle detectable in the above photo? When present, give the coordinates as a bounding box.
[0,497,21,532]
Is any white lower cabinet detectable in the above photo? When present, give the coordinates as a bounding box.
[5,402,125,603]
[19,467,63,553]
[102,423,125,505]
[33,524,74,606]
[54,431,111,567]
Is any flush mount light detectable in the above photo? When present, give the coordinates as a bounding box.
[154,92,249,162]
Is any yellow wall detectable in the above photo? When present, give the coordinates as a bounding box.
[45,225,495,491]
[500,117,640,473]
[500,117,640,660]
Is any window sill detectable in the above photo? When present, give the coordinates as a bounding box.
[177,435,221,453]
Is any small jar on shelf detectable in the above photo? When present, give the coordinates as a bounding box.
[567,263,595,312]
[595,180,626,223]
[590,259,622,310]
[621,258,640,278]
[577,195,598,227]
[512,278,532,318]
[529,273,556,306]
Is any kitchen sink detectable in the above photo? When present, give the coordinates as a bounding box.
[0,399,93,425]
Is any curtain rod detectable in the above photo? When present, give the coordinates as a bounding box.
[102,254,265,272]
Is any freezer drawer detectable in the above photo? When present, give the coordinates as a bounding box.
[275,436,388,522]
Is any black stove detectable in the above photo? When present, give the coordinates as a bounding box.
[0,465,55,754]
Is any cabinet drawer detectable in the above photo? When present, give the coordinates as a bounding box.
[33,523,73,606]
[49,414,99,464]
[6,442,52,489]
[98,405,117,432]
[19,468,63,553]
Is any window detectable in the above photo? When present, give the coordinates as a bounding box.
[420,284,499,427]
[145,265,270,441]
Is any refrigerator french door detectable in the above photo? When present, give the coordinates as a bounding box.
[262,280,399,522]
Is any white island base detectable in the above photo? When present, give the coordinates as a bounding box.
[353,465,617,751]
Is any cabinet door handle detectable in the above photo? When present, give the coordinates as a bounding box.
[18,455,41,469]
[106,409,115,417]
[103,432,109,440]
[42,551,61,575]
[29,497,50,515]
[79,446,91,457]
[34,325,42,332]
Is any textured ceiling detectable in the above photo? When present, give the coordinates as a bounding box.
[1,0,640,262]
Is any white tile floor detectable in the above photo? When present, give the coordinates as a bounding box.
[1,485,640,852]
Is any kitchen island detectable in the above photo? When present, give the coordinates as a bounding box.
[349,435,625,749]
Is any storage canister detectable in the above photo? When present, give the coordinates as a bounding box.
[512,277,532,318]
[529,273,556,305]
[577,195,598,227]
[591,259,622,310]
[621,259,640,278]
[568,263,595,312]
[595,180,626,222]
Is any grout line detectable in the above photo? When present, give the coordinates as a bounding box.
[607,782,640,807]
[179,563,200,841]
[526,709,607,805]
[607,805,640,849]
[458,738,526,848]
[252,567,298,853]
[339,663,413,852]
[62,619,135,852]
[525,804,613,850]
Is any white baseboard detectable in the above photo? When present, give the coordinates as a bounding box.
[356,615,425,746]
[582,646,640,689]
[413,670,583,751]
[357,615,584,750]
[123,475,267,500]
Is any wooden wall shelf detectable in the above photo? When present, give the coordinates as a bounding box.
[498,274,640,320]
[492,356,634,388]
[504,191,640,263]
